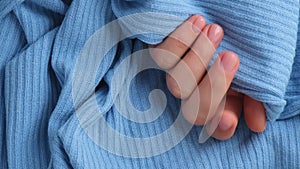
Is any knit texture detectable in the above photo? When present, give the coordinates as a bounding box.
[0,0,300,168]
[112,0,300,121]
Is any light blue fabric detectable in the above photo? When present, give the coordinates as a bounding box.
[1,0,300,168]
[112,0,300,121]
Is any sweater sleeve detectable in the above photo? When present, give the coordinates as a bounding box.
[112,0,300,121]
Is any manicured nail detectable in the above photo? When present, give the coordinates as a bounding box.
[221,52,238,72]
[192,16,204,33]
[208,24,223,43]
[219,119,233,131]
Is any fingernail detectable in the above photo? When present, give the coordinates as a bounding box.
[208,25,223,43]
[221,52,238,72]
[219,119,233,131]
[192,16,204,33]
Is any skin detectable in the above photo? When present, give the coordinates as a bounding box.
[149,15,266,140]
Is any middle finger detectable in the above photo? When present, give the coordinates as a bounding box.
[166,24,224,99]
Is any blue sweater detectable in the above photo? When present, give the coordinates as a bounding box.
[0,0,300,168]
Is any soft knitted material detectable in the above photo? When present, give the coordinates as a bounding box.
[112,0,300,121]
[0,0,300,168]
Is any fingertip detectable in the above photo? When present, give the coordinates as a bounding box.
[244,96,267,133]
[213,51,240,88]
[201,24,224,47]
[219,51,240,73]
[197,15,206,26]
[212,110,239,140]
[190,14,206,28]
[219,111,238,131]
[211,91,242,140]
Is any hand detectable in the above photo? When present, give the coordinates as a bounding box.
[149,15,266,140]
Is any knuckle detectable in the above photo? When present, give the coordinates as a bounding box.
[173,37,188,51]
[166,75,182,98]
[149,48,175,70]
[181,95,208,126]
[182,108,207,126]
[194,113,207,125]
[166,68,195,99]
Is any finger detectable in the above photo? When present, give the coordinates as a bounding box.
[211,90,243,140]
[166,24,223,98]
[149,15,206,69]
[182,51,240,125]
[244,95,266,132]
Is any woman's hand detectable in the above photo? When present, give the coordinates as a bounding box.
[149,15,266,140]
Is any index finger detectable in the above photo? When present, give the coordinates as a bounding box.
[149,15,206,69]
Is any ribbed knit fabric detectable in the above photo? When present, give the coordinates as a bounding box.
[112,0,300,121]
[0,0,300,168]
